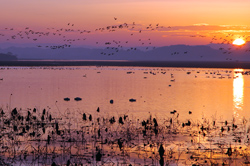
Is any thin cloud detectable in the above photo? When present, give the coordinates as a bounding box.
[158,24,250,32]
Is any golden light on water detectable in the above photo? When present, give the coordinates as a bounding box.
[232,38,245,46]
[233,69,244,117]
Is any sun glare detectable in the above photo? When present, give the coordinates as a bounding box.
[233,38,245,46]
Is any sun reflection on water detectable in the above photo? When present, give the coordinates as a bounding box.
[233,69,244,118]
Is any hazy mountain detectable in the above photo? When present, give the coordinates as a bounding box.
[0,52,18,61]
[0,43,249,62]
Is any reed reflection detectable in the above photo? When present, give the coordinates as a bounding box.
[233,69,244,117]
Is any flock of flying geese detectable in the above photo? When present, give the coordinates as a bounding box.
[1,17,249,57]
[0,18,161,53]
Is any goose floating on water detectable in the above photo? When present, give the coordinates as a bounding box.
[129,98,136,102]
[74,97,82,101]
[64,97,70,101]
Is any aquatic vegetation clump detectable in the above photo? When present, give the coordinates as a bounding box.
[0,107,250,165]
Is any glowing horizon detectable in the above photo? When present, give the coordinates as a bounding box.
[0,0,250,48]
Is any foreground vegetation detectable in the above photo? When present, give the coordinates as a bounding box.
[0,107,250,165]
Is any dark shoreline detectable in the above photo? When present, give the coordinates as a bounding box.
[1,60,250,69]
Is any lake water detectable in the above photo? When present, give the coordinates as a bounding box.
[0,66,250,122]
[1,65,250,165]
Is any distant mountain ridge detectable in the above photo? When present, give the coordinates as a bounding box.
[0,52,18,61]
[0,43,249,62]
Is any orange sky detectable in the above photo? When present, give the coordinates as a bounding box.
[0,0,250,47]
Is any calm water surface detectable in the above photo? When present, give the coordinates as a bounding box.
[0,66,250,122]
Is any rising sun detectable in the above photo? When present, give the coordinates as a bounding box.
[233,38,246,46]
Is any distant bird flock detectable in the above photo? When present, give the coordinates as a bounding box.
[1,18,249,56]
